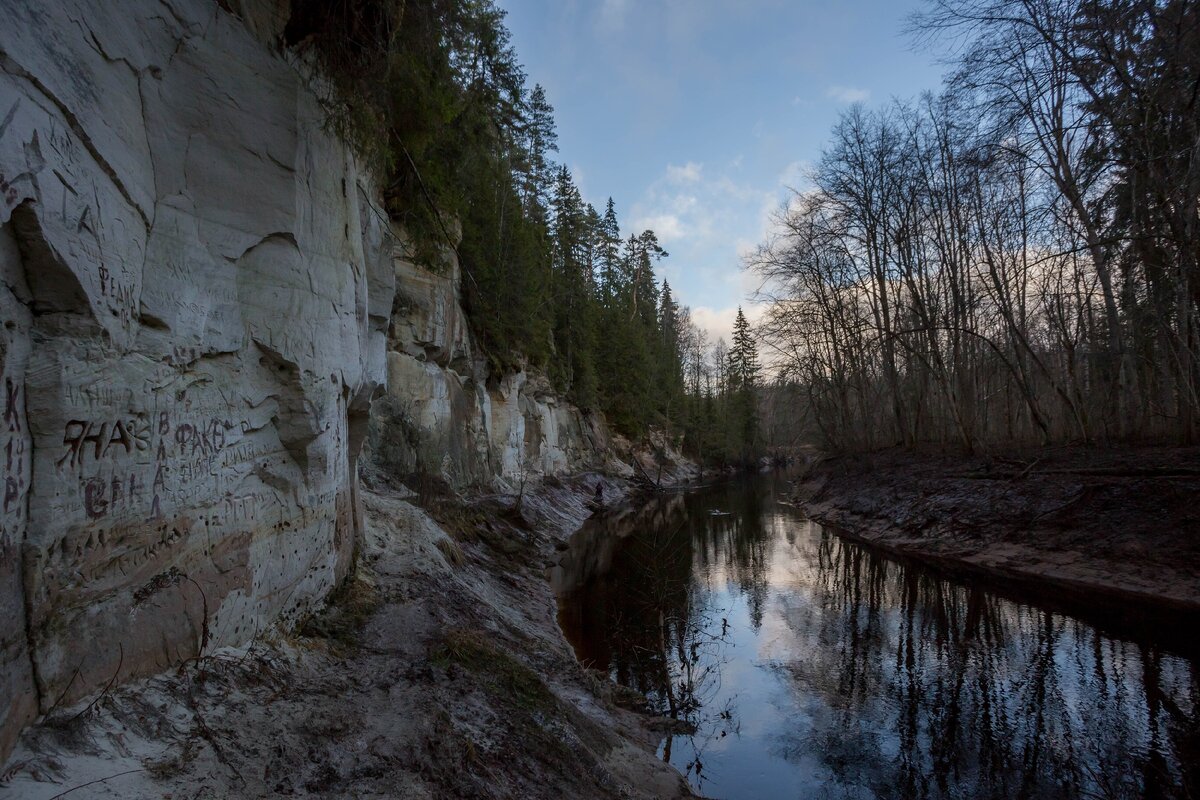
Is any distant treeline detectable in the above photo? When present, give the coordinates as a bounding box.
[285,0,762,464]
[752,0,1200,452]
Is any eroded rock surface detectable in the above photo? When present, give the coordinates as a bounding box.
[0,480,695,800]
[370,243,626,489]
[0,0,695,767]
[0,0,393,758]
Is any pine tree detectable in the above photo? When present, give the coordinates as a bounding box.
[655,280,687,431]
[625,230,667,325]
[524,84,558,220]
[583,203,602,292]
[303,0,733,449]
[731,307,759,390]
[549,166,597,405]
[728,307,759,463]
[597,198,622,303]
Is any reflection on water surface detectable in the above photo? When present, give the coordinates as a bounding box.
[552,477,1200,800]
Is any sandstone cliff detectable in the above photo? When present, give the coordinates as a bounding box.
[0,0,398,758]
[0,0,657,763]
[368,239,629,490]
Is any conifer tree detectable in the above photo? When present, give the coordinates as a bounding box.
[583,203,602,291]
[597,198,622,303]
[727,307,760,462]
[524,84,558,219]
[625,231,667,325]
[303,0,740,456]
[654,281,688,434]
[731,307,759,390]
[549,165,597,404]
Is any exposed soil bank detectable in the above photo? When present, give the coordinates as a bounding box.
[0,475,696,799]
[795,446,1200,645]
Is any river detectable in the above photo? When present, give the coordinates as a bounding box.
[550,475,1199,800]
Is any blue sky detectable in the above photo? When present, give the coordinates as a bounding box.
[496,0,947,344]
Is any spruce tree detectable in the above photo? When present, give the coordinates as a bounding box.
[524,84,558,220]
[729,307,759,462]
[657,281,685,421]
[597,198,622,303]
[731,307,759,390]
[549,165,597,405]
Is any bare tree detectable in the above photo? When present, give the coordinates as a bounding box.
[750,0,1200,452]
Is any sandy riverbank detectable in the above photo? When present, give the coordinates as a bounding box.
[0,475,696,799]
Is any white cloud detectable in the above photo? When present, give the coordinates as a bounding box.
[630,164,760,248]
[735,237,761,261]
[690,304,766,347]
[570,162,589,198]
[665,161,703,184]
[632,213,685,242]
[826,85,870,104]
[728,259,768,297]
[777,159,809,189]
[622,157,798,325]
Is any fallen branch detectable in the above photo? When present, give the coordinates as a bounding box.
[46,769,145,799]
[44,666,81,717]
[631,457,660,490]
[1013,458,1041,480]
[69,643,123,723]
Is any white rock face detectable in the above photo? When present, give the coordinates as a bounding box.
[371,248,618,490]
[0,0,393,759]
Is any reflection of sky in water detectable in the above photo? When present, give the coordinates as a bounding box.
[556,478,1200,800]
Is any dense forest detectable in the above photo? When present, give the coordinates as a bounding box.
[280,0,1200,462]
[285,0,762,465]
[752,0,1200,452]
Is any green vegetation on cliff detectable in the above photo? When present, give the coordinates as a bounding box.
[286,0,761,464]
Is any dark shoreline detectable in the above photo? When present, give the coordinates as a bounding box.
[813,515,1200,658]
[793,445,1200,656]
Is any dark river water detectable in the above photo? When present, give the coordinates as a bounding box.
[550,475,1200,800]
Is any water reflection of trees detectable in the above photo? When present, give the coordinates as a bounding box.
[556,480,779,774]
[557,482,1199,800]
[775,532,1200,800]
[595,483,778,712]
[689,480,773,630]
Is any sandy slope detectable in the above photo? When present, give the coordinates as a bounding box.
[0,476,695,799]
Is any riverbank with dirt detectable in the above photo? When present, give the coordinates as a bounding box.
[794,446,1200,642]
[0,473,697,800]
